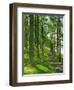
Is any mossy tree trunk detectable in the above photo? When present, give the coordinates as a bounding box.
[29,15,34,65]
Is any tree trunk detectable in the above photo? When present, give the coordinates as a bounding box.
[29,15,34,65]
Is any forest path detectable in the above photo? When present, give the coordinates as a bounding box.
[49,53,63,73]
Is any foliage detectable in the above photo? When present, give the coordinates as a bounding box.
[23,14,63,74]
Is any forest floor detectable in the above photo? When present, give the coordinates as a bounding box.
[24,60,63,74]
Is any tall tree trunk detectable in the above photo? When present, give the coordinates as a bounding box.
[24,16,29,49]
[35,15,40,60]
[29,15,34,65]
[36,15,40,58]
[58,17,61,62]
[53,30,55,57]
[41,25,44,62]
[35,16,37,46]
[57,17,61,62]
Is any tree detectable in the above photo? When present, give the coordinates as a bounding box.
[29,15,35,65]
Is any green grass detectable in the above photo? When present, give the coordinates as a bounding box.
[24,66,38,74]
[24,64,55,74]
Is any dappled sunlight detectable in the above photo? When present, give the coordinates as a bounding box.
[23,14,63,74]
